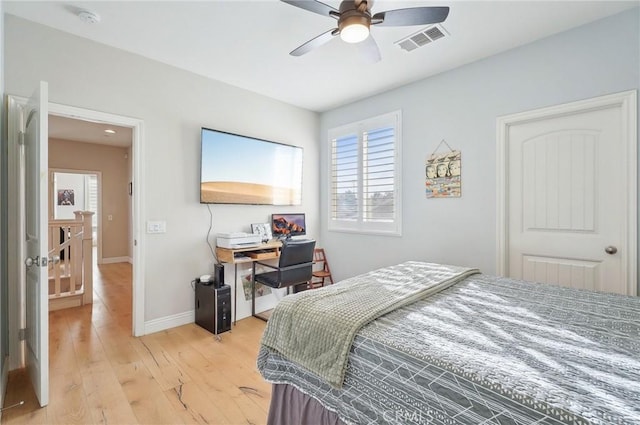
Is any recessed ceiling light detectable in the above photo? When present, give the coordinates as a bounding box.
[104,129,116,134]
[77,10,101,24]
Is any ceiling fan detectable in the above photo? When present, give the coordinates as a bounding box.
[281,0,450,62]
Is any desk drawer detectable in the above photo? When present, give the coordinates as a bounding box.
[247,251,278,260]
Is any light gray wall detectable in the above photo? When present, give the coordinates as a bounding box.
[320,8,640,287]
[4,15,320,323]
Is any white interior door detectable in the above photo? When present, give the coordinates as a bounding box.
[24,81,49,406]
[503,92,636,296]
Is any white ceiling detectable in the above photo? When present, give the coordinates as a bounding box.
[5,0,638,114]
[49,115,133,147]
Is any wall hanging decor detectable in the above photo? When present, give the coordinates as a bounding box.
[425,139,461,198]
[57,189,75,205]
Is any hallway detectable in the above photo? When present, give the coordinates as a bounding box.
[1,262,269,424]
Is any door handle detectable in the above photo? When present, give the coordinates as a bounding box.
[605,246,618,255]
[25,255,59,267]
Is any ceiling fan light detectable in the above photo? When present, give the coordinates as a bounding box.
[341,23,369,43]
[339,12,370,44]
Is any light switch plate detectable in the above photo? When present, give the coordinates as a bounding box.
[146,220,166,234]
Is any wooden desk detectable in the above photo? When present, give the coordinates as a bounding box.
[216,240,282,324]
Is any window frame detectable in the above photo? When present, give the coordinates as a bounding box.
[327,110,402,236]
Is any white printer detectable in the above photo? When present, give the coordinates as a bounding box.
[216,232,262,249]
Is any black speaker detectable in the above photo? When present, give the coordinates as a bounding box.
[213,263,225,288]
[195,282,231,335]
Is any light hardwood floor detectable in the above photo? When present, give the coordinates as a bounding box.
[2,262,271,424]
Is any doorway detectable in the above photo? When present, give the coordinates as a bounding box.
[496,90,637,296]
[44,108,144,335]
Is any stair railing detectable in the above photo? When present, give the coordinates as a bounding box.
[47,211,94,304]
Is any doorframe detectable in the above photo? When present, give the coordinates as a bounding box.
[49,168,103,265]
[7,96,146,370]
[496,90,637,295]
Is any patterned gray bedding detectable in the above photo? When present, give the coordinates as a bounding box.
[261,262,478,388]
[258,269,640,425]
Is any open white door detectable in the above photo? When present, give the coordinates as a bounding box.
[23,81,49,406]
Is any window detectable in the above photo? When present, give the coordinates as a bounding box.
[84,175,98,245]
[84,175,98,222]
[328,110,402,235]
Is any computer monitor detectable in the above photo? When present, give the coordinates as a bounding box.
[271,213,306,239]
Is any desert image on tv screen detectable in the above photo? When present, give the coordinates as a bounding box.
[200,129,303,205]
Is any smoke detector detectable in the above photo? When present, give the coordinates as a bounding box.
[77,9,101,24]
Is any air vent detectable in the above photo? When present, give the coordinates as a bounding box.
[395,24,449,52]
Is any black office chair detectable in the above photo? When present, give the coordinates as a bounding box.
[251,239,316,320]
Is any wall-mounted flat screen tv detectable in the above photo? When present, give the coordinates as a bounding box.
[200,128,303,205]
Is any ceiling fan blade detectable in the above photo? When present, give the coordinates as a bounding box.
[281,0,339,19]
[372,6,449,27]
[290,28,339,56]
[357,35,381,64]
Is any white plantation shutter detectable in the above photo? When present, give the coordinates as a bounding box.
[329,111,402,235]
[331,132,359,221]
[363,126,396,222]
[84,175,98,227]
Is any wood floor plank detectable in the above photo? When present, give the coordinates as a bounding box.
[69,325,111,376]
[94,323,142,366]
[198,368,270,424]
[163,380,233,425]
[80,360,139,424]
[48,309,69,335]
[113,361,182,424]
[129,335,192,391]
[48,370,92,425]
[149,328,219,378]
[49,327,79,378]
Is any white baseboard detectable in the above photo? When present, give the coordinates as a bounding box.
[101,256,130,264]
[144,310,194,335]
[49,296,83,311]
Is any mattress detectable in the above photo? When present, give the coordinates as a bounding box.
[258,272,640,425]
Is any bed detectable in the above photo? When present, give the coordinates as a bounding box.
[257,261,640,425]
